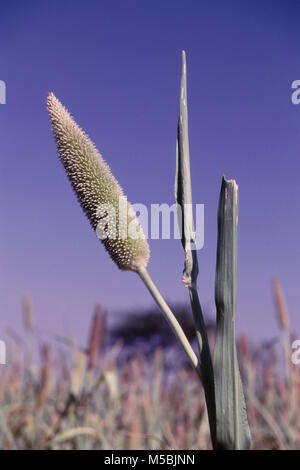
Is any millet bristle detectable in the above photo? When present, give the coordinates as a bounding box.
[47,92,150,272]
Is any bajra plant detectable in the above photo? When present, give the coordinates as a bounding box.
[47,51,252,450]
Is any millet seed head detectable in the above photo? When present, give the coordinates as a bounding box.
[47,92,150,272]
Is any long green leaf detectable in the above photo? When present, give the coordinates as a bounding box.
[175,50,216,448]
[175,50,197,286]
[214,177,251,449]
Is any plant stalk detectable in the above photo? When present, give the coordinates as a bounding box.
[137,267,200,377]
[189,285,217,448]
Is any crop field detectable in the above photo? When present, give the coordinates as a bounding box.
[0,292,298,450]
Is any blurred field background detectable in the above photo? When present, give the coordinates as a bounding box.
[0,279,298,450]
[0,0,299,451]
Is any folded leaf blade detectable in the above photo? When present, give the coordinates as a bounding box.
[214,177,251,449]
[175,50,198,287]
[175,51,217,448]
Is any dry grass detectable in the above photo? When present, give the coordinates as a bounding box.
[0,292,299,450]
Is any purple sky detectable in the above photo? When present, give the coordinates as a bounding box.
[0,0,299,345]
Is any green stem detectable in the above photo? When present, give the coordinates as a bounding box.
[189,285,217,448]
[137,267,200,377]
